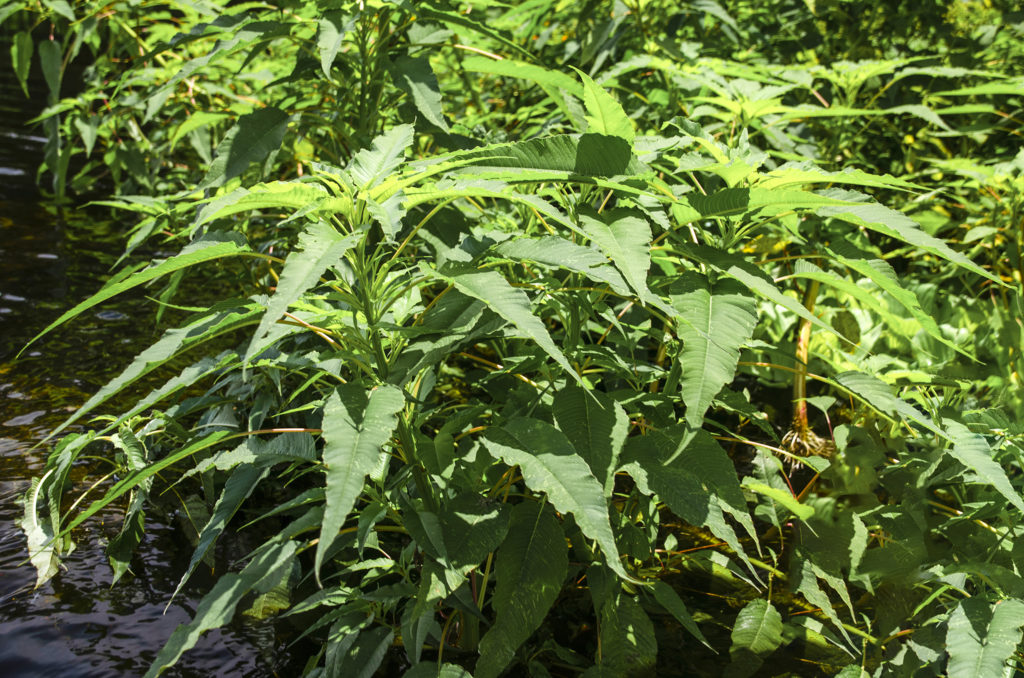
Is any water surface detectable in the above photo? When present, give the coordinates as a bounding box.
[0,61,296,678]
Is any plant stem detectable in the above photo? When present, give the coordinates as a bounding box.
[792,279,820,434]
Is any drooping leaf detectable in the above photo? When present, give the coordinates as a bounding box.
[671,273,757,428]
[756,163,922,192]
[462,55,583,101]
[482,418,630,580]
[834,371,945,439]
[51,300,262,438]
[55,431,233,547]
[18,472,61,587]
[492,236,630,295]
[38,38,62,97]
[316,384,405,582]
[649,580,712,648]
[106,427,152,585]
[675,188,850,223]
[11,31,32,97]
[944,421,1024,513]
[476,501,568,678]
[102,352,238,438]
[171,464,268,604]
[144,540,298,677]
[816,191,998,282]
[20,232,256,356]
[415,5,534,60]
[625,426,755,539]
[623,431,758,577]
[792,557,852,646]
[827,239,969,357]
[682,244,841,342]
[413,134,648,179]
[464,55,582,95]
[439,267,580,382]
[946,598,1024,678]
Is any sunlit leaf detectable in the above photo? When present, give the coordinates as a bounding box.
[946,598,1024,678]
[316,385,405,583]
[482,418,631,580]
[671,273,757,428]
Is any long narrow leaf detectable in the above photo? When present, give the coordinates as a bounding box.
[20,233,257,356]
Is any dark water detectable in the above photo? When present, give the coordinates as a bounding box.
[0,59,295,678]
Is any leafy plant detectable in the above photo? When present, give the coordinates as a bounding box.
[9,0,1024,676]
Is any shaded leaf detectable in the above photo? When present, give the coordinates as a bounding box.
[391,55,449,131]
[200,107,290,189]
[318,11,352,77]
[11,31,31,97]
[649,580,711,648]
[476,501,568,678]
[171,464,268,603]
[730,598,784,656]
[597,592,656,674]
[144,540,298,677]
[553,385,628,495]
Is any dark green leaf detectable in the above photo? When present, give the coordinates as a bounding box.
[200,107,290,189]
[476,501,568,678]
[144,540,298,677]
[390,55,449,131]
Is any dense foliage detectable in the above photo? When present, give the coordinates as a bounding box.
[7,0,1024,675]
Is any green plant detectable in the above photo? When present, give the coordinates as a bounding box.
[11,1,1024,676]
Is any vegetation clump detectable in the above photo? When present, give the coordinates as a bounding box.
[6,0,1024,675]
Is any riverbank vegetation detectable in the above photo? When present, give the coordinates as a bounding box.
[6,0,1024,675]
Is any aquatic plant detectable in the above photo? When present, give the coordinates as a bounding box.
[7,0,1024,675]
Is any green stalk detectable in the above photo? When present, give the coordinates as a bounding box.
[793,279,820,434]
